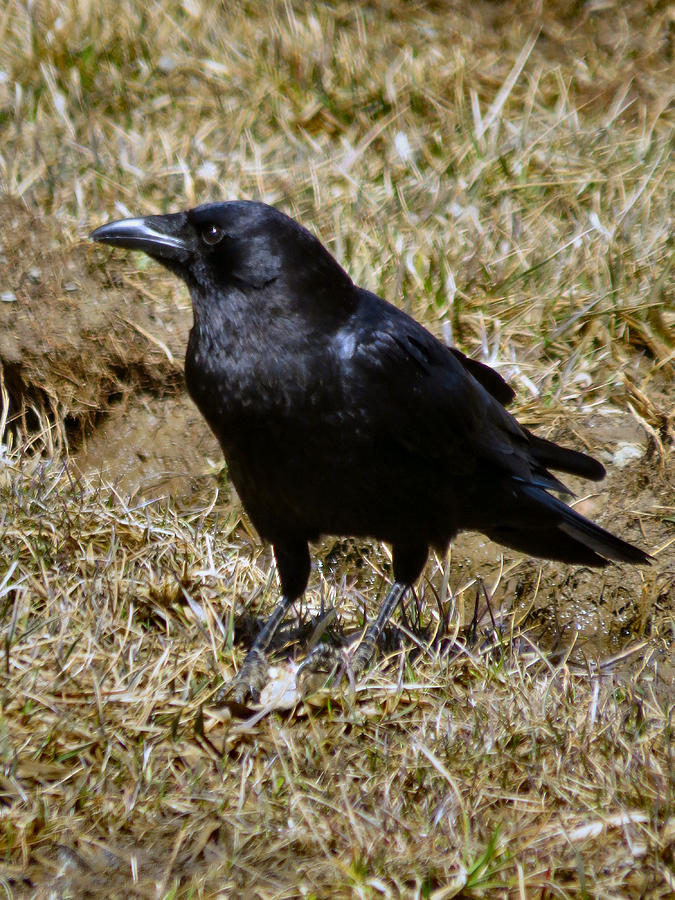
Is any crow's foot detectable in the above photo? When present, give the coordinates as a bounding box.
[297,637,377,692]
[216,648,270,705]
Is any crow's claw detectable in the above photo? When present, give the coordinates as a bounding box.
[216,648,270,706]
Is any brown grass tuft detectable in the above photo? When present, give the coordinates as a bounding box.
[0,1,673,896]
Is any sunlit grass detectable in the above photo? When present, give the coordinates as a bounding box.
[0,1,672,896]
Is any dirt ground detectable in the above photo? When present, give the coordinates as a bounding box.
[1,2,673,893]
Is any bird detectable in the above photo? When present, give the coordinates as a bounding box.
[91,200,651,702]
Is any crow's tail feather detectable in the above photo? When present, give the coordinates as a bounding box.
[484,483,651,567]
[523,429,606,481]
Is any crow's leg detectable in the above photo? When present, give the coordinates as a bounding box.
[350,581,408,675]
[218,539,310,705]
[298,581,409,684]
[223,594,295,703]
[297,542,427,688]
[347,541,428,675]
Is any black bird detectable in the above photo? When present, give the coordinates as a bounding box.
[91,201,650,700]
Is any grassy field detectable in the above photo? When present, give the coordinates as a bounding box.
[1,1,673,897]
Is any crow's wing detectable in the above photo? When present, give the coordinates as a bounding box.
[342,290,603,491]
[446,345,515,406]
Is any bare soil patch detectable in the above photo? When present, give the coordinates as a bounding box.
[0,195,186,445]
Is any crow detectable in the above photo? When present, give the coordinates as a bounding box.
[91,201,651,701]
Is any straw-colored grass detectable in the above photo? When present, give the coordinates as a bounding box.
[0,1,673,897]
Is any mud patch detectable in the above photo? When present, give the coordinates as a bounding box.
[74,392,221,506]
[0,195,188,443]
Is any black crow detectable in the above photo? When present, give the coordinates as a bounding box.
[91,201,651,701]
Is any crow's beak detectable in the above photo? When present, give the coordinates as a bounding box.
[90,217,190,263]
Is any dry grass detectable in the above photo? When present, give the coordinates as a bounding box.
[0,1,673,897]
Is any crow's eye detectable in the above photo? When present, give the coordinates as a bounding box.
[201,224,225,246]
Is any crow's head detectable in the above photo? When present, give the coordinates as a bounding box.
[91,201,352,300]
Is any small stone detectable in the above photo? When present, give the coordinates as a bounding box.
[612,442,643,468]
[63,281,79,292]
[158,54,177,73]
[0,291,17,302]
[27,266,42,283]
